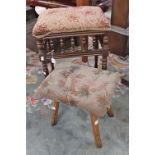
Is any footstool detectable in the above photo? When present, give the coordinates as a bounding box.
[33,6,121,148]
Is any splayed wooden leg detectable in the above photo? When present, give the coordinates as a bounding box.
[90,113,102,148]
[51,101,59,126]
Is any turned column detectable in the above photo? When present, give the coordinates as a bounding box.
[93,36,99,68]
[101,32,109,70]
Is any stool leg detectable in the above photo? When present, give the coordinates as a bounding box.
[107,105,114,117]
[51,63,55,71]
[93,36,99,68]
[36,39,49,77]
[90,113,102,148]
[42,62,49,77]
[51,101,59,126]
[94,55,98,68]
[47,39,55,71]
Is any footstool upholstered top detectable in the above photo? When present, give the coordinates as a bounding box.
[34,64,120,117]
[32,6,111,38]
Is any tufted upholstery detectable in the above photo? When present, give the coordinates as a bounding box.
[34,64,120,117]
[32,6,111,38]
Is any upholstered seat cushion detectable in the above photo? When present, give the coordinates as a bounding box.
[32,6,111,38]
[34,64,120,117]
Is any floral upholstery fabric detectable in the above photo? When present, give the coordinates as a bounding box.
[32,6,111,38]
[34,64,121,117]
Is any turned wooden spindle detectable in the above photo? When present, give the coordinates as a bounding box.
[36,39,49,76]
[36,39,44,55]
[81,36,88,62]
[90,113,102,148]
[93,36,99,68]
[60,38,64,53]
[49,39,54,48]
[71,37,75,52]
[102,34,109,70]
[81,36,88,53]
[46,39,50,51]
[102,57,107,70]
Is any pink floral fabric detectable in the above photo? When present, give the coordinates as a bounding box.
[34,64,120,117]
[32,6,111,38]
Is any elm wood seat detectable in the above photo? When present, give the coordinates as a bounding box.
[33,6,120,148]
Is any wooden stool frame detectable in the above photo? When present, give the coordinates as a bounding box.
[35,30,114,148]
